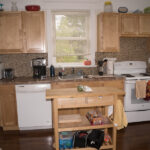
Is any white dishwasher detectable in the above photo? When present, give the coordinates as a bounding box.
[15,84,52,130]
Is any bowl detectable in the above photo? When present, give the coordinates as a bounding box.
[25,5,40,11]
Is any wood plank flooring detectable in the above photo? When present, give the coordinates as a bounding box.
[0,122,150,150]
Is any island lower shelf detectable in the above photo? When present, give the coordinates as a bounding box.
[58,115,114,132]
[66,145,114,150]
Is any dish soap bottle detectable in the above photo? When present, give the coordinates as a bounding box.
[50,65,55,77]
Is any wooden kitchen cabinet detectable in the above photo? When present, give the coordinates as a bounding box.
[139,15,150,35]
[22,11,46,53]
[0,84,18,130]
[0,12,23,53]
[120,14,150,37]
[46,87,125,150]
[120,14,139,36]
[0,11,46,54]
[97,13,120,52]
[52,79,124,90]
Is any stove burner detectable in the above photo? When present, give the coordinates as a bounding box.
[140,73,150,76]
[121,74,135,77]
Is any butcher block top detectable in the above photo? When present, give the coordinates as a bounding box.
[46,87,125,99]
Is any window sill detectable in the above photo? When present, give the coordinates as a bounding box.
[47,64,97,68]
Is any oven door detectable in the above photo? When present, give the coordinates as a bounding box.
[124,80,150,111]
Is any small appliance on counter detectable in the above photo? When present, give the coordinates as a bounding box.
[32,58,47,79]
[0,62,4,79]
[97,60,107,76]
[3,68,14,80]
[105,58,116,75]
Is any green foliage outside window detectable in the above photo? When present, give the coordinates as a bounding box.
[54,13,89,63]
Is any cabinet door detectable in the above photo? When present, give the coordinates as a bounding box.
[120,14,139,36]
[139,15,150,35]
[0,12,23,54]
[22,12,46,53]
[97,13,120,52]
[0,85,18,130]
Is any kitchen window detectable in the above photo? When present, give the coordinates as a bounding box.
[51,11,93,67]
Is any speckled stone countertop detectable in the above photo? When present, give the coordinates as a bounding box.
[0,75,124,85]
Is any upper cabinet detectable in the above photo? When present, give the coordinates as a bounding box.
[0,11,46,54]
[139,15,150,35]
[22,12,46,53]
[120,14,150,37]
[120,14,139,36]
[0,12,23,53]
[97,13,120,52]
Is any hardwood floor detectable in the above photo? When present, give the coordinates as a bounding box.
[0,122,150,150]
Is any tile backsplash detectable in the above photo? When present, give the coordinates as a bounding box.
[0,37,150,77]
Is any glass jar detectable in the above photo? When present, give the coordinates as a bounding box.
[11,2,18,11]
[104,1,113,12]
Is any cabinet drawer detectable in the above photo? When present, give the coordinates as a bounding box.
[57,96,114,109]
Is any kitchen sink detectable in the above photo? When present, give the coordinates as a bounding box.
[58,74,84,80]
[58,74,115,81]
[85,74,114,78]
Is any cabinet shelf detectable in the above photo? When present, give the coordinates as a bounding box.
[66,144,113,150]
[58,116,114,132]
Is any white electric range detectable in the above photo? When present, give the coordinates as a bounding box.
[114,61,150,123]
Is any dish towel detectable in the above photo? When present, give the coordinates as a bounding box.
[136,80,147,99]
[114,99,128,130]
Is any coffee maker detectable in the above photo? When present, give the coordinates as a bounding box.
[97,59,107,76]
[32,58,46,79]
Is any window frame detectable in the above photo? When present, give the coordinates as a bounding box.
[47,9,96,68]
[51,10,95,67]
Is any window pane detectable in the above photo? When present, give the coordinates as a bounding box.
[56,40,88,56]
[55,15,87,37]
[56,56,85,63]
[56,40,89,63]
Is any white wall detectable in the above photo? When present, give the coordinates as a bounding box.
[1,0,150,12]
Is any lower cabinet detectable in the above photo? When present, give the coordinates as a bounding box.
[52,79,124,90]
[0,84,18,130]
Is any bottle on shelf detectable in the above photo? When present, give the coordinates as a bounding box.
[0,3,4,11]
[11,2,18,11]
[50,65,55,77]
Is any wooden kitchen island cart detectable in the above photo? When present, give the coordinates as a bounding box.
[46,87,125,150]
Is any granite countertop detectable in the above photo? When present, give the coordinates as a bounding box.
[0,75,125,85]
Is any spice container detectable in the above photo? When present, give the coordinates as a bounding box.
[104,1,113,12]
